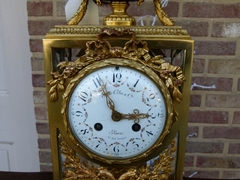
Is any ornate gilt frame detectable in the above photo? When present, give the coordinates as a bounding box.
[61,58,174,165]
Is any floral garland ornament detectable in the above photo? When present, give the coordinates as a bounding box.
[48,28,185,107]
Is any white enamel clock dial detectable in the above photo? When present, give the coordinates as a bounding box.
[68,64,167,160]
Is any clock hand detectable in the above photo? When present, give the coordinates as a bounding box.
[98,77,127,122]
[101,85,149,122]
[121,109,150,123]
[102,83,116,111]
[99,77,149,123]
[99,76,116,111]
[120,109,150,123]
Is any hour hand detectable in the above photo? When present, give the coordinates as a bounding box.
[121,109,150,123]
[112,109,149,123]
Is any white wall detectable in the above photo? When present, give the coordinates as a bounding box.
[0,0,40,171]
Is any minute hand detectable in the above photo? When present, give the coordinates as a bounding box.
[100,78,116,111]
[101,83,124,122]
[103,85,115,111]
[121,109,150,123]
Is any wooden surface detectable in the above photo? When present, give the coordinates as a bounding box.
[0,171,230,180]
[0,172,53,180]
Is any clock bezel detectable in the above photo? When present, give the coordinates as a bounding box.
[62,57,174,165]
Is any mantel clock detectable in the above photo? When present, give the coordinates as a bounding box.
[43,2,193,180]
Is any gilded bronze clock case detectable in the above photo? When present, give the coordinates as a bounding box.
[44,26,193,180]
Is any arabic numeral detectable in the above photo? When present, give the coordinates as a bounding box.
[148,93,155,100]
[75,110,83,117]
[93,77,101,88]
[113,73,122,83]
[159,113,164,119]
[133,79,139,87]
[149,113,156,119]
[132,141,139,149]
[146,130,153,136]
[78,91,90,103]
[113,146,120,153]
[95,140,101,149]
[80,129,89,135]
